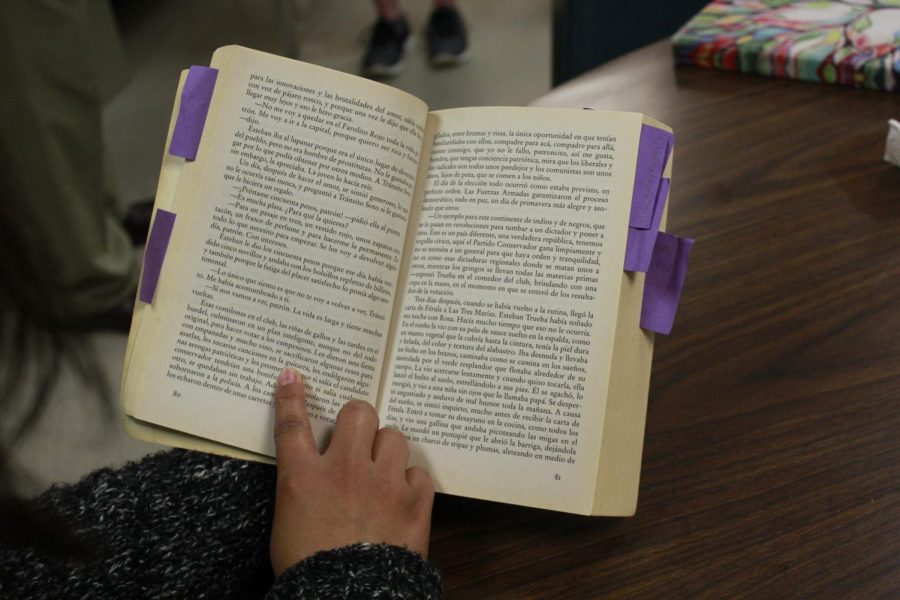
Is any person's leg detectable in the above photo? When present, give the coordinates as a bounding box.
[427,0,470,67]
[0,0,138,323]
[362,0,412,78]
[374,0,402,21]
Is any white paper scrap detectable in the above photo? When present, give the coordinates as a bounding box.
[885,119,900,168]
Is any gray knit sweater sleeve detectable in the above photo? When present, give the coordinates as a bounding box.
[0,449,442,599]
[268,544,442,599]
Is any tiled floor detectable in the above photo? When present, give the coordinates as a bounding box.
[11,0,550,496]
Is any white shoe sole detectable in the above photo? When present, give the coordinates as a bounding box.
[364,36,416,78]
[430,47,471,68]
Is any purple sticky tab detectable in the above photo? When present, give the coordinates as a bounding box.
[169,66,218,160]
[139,209,177,304]
[630,126,673,229]
[624,177,670,272]
[640,232,694,335]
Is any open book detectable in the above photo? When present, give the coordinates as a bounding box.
[122,45,675,516]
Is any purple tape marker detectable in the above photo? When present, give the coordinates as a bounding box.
[624,177,670,273]
[629,125,673,230]
[169,66,218,160]
[640,232,694,335]
[139,209,177,304]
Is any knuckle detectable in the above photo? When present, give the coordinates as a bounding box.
[338,400,378,427]
[379,427,407,448]
[274,416,307,438]
[373,428,409,464]
[407,466,435,495]
[331,460,368,492]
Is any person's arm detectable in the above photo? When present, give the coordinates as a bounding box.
[268,543,442,599]
[267,368,441,597]
[0,371,441,597]
[0,448,278,597]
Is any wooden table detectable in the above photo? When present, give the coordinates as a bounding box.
[429,40,900,598]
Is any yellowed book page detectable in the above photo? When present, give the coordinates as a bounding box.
[121,73,186,409]
[123,46,428,457]
[591,122,671,515]
[120,70,272,463]
[380,107,643,513]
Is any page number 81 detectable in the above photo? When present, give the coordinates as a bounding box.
[554,473,561,481]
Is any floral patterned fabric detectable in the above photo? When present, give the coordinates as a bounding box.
[672,1,900,92]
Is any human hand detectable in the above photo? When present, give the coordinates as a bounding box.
[269,368,435,577]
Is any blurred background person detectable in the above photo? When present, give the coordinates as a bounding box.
[363,0,470,77]
[0,0,145,332]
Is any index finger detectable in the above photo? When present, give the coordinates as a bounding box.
[273,368,317,467]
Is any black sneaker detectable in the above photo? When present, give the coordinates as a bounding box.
[426,6,470,67]
[363,16,413,78]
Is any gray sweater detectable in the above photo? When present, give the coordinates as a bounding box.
[0,450,442,598]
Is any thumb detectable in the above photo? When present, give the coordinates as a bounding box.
[273,368,317,469]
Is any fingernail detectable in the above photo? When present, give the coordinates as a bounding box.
[278,368,298,386]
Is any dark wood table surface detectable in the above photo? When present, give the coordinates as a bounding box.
[428,40,900,598]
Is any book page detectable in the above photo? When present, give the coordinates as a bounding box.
[124,46,428,456]
[380,107,643,513]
